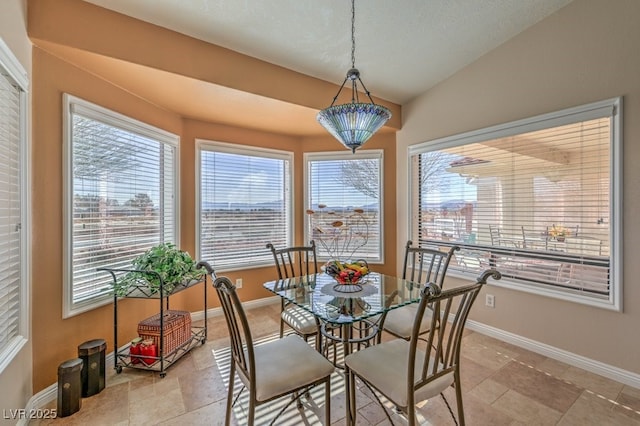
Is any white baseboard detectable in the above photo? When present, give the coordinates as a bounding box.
[24,299,638,414]
[190,295,279,322]
[16,383,57,426]
[465,319,640,389]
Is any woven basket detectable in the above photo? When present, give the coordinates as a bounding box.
[137,310,191,356]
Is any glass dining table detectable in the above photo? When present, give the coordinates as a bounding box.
[263,271,426,424]
[263,271,425,350]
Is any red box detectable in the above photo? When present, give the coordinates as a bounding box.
[137,310,192,355]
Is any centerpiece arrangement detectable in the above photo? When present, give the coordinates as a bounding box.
[547,224,571,242]
[307,204,372,292]
[323,259,370,291]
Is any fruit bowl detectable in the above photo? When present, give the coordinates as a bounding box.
[323,259,369,285]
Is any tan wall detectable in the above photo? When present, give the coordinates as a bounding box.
[27,0,401,130]
[29,49,399,393]
[0,0,33,422]
[31,48,184,392]
[397,0,640,374]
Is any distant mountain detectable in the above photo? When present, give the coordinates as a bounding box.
[422,199,477,211]
[201,200,285,211]
[309,203,379,212]
[201,200,380,212]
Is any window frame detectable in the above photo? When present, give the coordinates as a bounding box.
[196,140,294,271]
[0,37,30,374]
[63,94,180,318]
[304,150,385,263]
[408,98,622,311]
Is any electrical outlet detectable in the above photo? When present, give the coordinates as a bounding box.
[485,294,495,308]
[235,278,243,289]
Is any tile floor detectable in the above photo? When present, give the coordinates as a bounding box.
[33,303,640,425]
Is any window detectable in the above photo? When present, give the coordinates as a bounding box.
[64,95,178,317]
[0,38,29,373]
[197,141,292,270]
[305,151,383,262]
[409,98,621,310]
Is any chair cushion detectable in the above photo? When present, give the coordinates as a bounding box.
[281,305,318,335]
[383,305,433,339]
[243,335,335,402]
[344,339,454,407]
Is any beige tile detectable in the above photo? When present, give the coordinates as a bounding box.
[156,352,197,378]
[207,318,233,342]
[330,377,373,425]
[511,348,549,368]
[623,386,640,399]
[122,370,154,392]
[536,357,572,378]
[129,376,181,403]
[460,355,499,390]
[460,338,513,371]
[491,361,582,413]
[414,392,462,425]
[492,389,563,424]
[460,392,517,426]
[189,341,217,370]
[355,400,392,425]
[179,365,228,412]
[157,399,232,425]
[129,386,186,425]
[560,366,625,400]
[615,388,640,422]
[558,390,640,426]
[209,336,232,352]
[48,381,130,425]
[468,378,510,404]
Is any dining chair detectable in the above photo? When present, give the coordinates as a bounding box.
[489,224,524,248]
[266,241,320,347]
[520,226,546,250]
[213,276,334,426]
[488,224,503,246]
[376,241,459,342]
[345,269,502,426]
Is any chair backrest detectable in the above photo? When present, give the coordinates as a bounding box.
[488,225,502,245]
[409,269,501,398]
[266,241,319,279]
[402,240,459,288]
[213,276,256,385]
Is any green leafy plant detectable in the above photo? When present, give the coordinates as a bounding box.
[114,243,205,296]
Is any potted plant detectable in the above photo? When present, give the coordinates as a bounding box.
[114,243,206,296]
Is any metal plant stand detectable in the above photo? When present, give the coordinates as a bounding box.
[99,261,212,378]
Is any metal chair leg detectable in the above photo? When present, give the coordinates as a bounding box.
[225,361,235,426]
[325,380,331,426]
[454,370,465,426]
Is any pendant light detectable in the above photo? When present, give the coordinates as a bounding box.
[316,0,391,153]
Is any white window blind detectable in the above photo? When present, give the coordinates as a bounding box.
[0,67,22,358]
[0,36,28,372]
[305,151,383,262]
[410,99,621,308]
[198,142,292,270]
[65,95,178,317]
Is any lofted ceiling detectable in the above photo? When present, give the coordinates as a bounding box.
[50,0,574,136]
